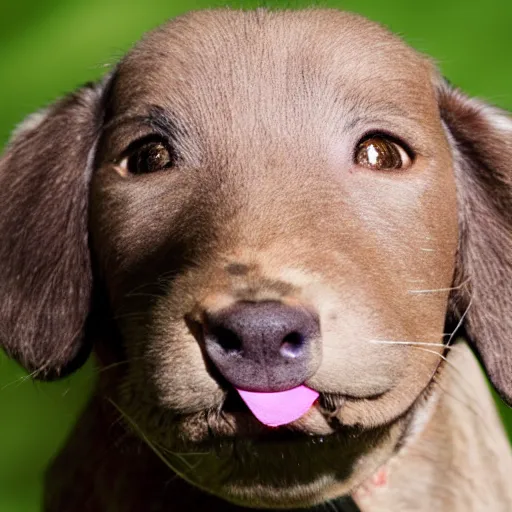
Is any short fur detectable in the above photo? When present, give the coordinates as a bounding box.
[0,8,511,512]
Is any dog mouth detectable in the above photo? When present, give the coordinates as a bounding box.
[121,374,392,459]
[223,388,345,424]
[114,385,397,508]
[143,388,342,454]
[191,388,349,446]
[133,390,393,509]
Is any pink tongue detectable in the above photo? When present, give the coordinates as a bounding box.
[236,385,319,427]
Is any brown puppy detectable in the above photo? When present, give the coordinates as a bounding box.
[0,8,511,512]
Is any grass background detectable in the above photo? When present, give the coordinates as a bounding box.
[0,1,511,510]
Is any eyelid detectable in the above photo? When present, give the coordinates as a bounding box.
[392,143,411,167]
[113,134,171,165]
[356,131,416,161]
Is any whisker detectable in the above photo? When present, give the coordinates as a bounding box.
[404,346,490,423]
[122,267,181,301]
[123,292,164,300]
[447,295,473,346]
[107,398,200,475]
[409,287,456,294]
[123,280,164,298]
[433,369,499,443]
[112,312,149,321]
[94,360,142,375]
[408,279,470,295]
[0,363,54,390]
[0,372,34,391]
[157,443,209,458]
[370,339,495,433]
[430,374,497,440]
[406,346,452,366]
[368,340,447,348]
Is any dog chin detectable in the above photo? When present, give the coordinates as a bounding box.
[169,434,354,509]
[151,406,402,509]
[212,475,343,509]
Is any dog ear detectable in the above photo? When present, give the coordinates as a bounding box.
[0,81,106,380]
[439,82,512,406]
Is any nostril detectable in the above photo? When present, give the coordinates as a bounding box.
[280,331,305,359]
[208,326,243,354]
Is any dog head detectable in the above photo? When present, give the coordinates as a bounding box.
[1,9,511,508]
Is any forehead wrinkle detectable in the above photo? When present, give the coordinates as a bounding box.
[114,9,441,162]
[98,104,199,166]
[342,104,437,148]
[101,111,186,146]
[146,105,188,141]
[333,74,441,146]
[344,102,421,130]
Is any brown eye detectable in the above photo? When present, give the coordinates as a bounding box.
[121,141,174,175]
[354,136,412,171]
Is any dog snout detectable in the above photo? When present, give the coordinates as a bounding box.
[203,301,322,392]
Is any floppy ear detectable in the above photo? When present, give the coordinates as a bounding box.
[439,82,512,406]
[0,81,106,380]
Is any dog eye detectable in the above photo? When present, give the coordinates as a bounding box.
[354,136,412,171]
[120,141,174,174]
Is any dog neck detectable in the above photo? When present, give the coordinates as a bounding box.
[353,342,512,511]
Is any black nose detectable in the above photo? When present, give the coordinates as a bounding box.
[203,301,321,392]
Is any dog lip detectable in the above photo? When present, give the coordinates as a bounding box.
[221,389,389,419]
[222,388,251,413]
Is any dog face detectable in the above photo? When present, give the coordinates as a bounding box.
[1,9,511,509]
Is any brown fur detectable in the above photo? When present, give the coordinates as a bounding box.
[0,8,511,511]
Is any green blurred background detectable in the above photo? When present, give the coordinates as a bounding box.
[0,1,511,511]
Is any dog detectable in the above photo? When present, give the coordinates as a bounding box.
[0,8,511,511]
